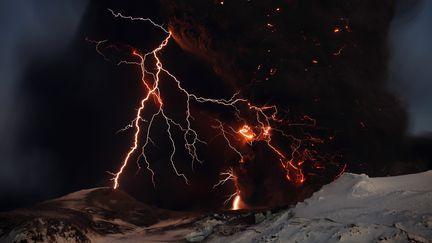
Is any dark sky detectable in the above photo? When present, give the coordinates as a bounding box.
[388,0,432,135]
[0,0,431,211]
[0,0,89,210]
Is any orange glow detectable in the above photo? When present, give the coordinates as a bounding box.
[112,33,172,189]
[333,28,340,33]
[239,125,256,142]
[262,126,271,138]
[282,160,306,186]
[232,194,242,210]
[94,10,343,209]
[214,168,246,210]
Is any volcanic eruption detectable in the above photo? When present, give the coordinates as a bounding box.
[1,1,432,242]
[84,0,422,211]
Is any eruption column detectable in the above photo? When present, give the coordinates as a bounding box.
[93,9,344,209]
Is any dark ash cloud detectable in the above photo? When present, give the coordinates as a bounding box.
[161,0,430,207]
[1,0,431,211]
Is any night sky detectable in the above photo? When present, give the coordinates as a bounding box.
[0,0,431,211]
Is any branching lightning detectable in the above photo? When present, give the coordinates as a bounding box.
[92,9,346,210]
[99,10,249,191]
[213,168,243,210]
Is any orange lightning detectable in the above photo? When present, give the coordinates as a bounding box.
[213,168,244,210]
[104,9,269,190]
[239,125,256,142]
[92,9,344,210]
[112,34,170,189]
[232,195,242,210]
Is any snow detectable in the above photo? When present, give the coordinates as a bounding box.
[55,188,103,201]
[2,171,431,242]
[208,171,432,242]
[51,187,105,209]
[91,171,431,242]
[90,217,198,243]
[294,171,432,220]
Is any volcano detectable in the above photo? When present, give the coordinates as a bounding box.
[1,170,431,242]
[1,1,432,242]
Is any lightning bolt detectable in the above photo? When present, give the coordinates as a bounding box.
[91,9,345,210]
[100,10,248,190]
[213,168,243,210]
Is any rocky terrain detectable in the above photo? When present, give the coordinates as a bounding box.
[1,171,431,242]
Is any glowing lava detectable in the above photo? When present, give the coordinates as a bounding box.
[232,195,242,210]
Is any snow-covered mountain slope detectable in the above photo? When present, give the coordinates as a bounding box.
[1,171,431,243]
[208,171,432,243]
[0,188,198,242]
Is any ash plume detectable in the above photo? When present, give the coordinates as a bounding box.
[4,0,430,211]
[158,0,430,207]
